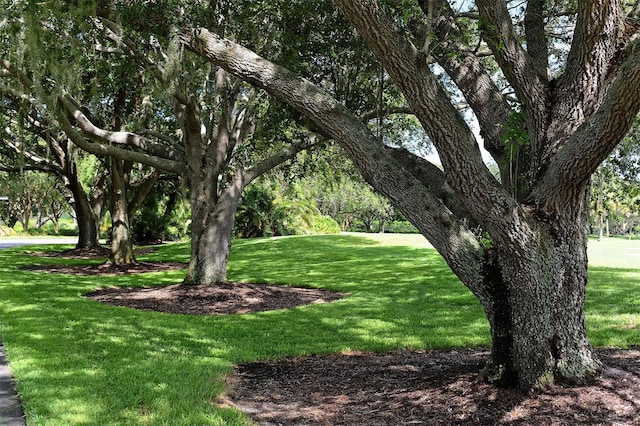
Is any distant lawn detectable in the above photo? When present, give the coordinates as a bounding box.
[586,236,640,347]
[587,235,640,269]
[0,234,638,425]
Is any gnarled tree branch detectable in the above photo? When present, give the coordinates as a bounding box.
[530,39,640,215]
[57,101,185,174]
[59,95,184,162]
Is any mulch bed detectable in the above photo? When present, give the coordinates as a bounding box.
[21,248,640,425]
[21,261,187,275]
[20,246,184,275]
[220,348,640,425]
[86,282,344,315]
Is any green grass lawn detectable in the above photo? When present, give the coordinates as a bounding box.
[0,234,638,425]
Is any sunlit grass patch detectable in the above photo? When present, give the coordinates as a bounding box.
[586,265,640,347]
[587,237,640,269]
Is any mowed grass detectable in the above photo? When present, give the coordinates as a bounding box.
[0,234,637,425]
[587,236,640,347]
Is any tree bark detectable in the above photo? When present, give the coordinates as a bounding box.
[20,192,31,230]
[480,184,602,387]
[109,158,135,265]
[66,175,100,249]
[182,174,243,285]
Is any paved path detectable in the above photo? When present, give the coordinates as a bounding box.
[0,237,77,425]
[0,237,77,250]
[0,344,25,426]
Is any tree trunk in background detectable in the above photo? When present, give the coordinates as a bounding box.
[67,175,100,249]
[182,174,243,285]
[19,192,31,230]
[598,213,605,241]
[90,168,109,246]
[176,68,250,286]
[109,158,135,265]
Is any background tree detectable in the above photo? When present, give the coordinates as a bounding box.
[37,179,71,233]
[591,167,619,239]
[0,171,70,231]
[0,91,105,247]
[0,172,28,229]
[314,177,395,232]
[267,140,415,233]
[180,0,640,389]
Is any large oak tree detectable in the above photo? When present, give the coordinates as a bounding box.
[179,0,640,389]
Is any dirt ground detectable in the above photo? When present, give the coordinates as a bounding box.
[24,247,640,425]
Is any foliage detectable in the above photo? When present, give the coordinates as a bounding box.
[0,235,638,424]
[383,220,419,234]
[131,179,190,242]
[309,214,342,235]
[267,144,409,233]
[234,180,340,238]
[608,116,640,182]
[234,185,277,238]
[311,176,397,232]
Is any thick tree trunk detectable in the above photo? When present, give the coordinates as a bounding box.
[182,176,243,285]
[109,158,135,265]
[483,256,602,389]
[482,187,602,389]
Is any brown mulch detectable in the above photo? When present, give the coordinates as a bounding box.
[86,282,344,315]
[26,246,157,260]
[45,246,113,259]
[22,260,187,276]
[221,348,640,425]
[20,246,182,275]
[22,249,640,425]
